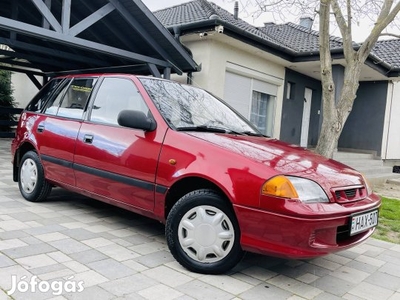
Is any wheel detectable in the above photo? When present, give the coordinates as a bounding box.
[18,151,52,202]
[166,189,243,274]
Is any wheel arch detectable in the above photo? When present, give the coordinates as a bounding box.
[13,142,37,182]
[164,176,234,219]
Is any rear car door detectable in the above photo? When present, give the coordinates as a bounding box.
[73,76,165,211]
[35,77,97,186]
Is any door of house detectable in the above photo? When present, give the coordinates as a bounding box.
[300,88,312,147]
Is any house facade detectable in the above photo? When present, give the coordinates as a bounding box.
[154,0,400,163]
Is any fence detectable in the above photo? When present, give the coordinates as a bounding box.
[0,107,23,138]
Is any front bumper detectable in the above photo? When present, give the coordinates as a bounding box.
[234,199,380,259]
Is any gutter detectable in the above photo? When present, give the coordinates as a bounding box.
[169,19,297,61]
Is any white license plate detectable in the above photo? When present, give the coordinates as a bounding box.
[350,210,379,236]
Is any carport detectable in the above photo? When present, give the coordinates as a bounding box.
[0,0,199,87]
[0,0,199,137]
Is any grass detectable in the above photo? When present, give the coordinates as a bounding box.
[372,196,400,244]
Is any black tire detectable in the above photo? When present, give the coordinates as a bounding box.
[18,151,52,202]
[166,189,243,274]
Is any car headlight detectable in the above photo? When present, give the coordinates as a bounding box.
[262,175,329,203]
[361,174,372,196]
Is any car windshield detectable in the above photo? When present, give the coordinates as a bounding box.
[139,78,262,135]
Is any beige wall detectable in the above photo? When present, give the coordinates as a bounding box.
[11,72,41,108]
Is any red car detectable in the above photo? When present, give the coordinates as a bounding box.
[11,74,380,274]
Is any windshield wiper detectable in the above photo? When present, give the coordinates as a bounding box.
[240,131,268,137]
[176,126,266,137]
[176,125,227,133]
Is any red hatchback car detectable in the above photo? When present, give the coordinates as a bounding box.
[11,74,380,274]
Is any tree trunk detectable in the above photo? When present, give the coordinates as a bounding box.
[315,64,361,159]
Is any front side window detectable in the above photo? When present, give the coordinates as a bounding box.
[139,78,260,135]
[90,77,149,126]
[250,91,275,137]
[25,78,64,112]
[56,78,97,119]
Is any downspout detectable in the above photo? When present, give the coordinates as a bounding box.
[173,25,194,84]
[384,80,395,160]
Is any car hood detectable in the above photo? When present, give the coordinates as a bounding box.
[186,132,364,189]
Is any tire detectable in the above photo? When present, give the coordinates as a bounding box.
[166,189,243,274]
[18,151,52,202]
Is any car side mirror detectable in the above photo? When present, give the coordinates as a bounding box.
[117,110,157,131]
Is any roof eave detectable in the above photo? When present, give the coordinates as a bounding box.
[165,18,397,78]
[167,19,298,61]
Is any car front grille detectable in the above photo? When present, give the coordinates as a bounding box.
[333,186,366,203]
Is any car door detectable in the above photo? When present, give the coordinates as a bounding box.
[34,77,97,186]
[73,76,165,211]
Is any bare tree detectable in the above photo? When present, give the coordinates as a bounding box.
[240,0,400,158]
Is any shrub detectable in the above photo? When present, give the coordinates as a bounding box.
[0,70,17,132]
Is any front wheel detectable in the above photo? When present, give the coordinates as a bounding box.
[18,151,52,202]
[166,189,243,274]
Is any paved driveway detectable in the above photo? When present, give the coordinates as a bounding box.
[0,139,400,300]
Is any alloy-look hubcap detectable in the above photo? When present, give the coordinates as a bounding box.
[178,205,235,263]
[20,158,38,194]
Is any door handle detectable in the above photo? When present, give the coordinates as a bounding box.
[37,123,45,133]
[83,134,94,144]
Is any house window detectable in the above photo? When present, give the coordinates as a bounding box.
[250,91,275,136]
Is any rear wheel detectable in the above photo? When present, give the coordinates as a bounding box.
[166,189,243,274]
[18,151,52,202]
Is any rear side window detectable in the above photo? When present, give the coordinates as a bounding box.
[89,77,149,126]
[25,78,64,112]
[44,78,97,119]
[44,82,70,115]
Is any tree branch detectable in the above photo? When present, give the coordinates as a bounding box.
[347,0,352,38]
[331,0,355,61]
[359,1,400,61]
[380,32,400,38]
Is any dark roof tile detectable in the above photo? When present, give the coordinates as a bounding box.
[372,39,400,68]
[153,0,343,55]
[258,23,343,53]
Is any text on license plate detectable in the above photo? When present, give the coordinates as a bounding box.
[350,210,378,236]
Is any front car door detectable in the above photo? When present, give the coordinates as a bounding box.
[73,76,165,211]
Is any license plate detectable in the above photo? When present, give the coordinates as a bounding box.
[350,210,379,236]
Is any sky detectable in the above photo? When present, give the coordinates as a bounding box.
[141,0,395,43]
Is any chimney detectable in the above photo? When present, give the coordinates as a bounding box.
[234,1,239,20]
[299,17,313,29]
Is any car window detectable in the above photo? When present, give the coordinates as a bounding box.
[43,81,70,115]
[56,78,97,119]
[90,77,149,126]
[25,78,65,112]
